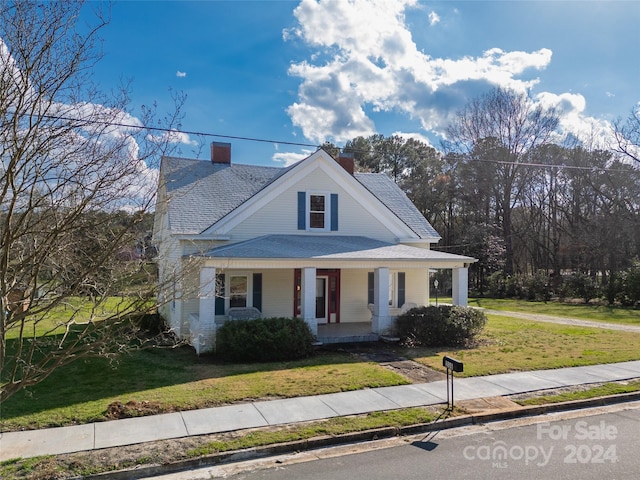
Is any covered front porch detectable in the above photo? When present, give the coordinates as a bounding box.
[189,235,476,352]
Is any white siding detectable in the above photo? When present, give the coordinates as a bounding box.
[229,168,399,242]
[261,270,294,318]
[339,269,371,323]
[403,269,430,306]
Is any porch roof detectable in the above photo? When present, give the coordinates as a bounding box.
[197,235,475,268]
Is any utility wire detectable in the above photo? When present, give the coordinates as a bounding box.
[40,114,322,149]
[39,113,637,173]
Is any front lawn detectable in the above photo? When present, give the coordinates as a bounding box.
[468,298,640,325]
[0,347,409,431]
[408,314,640,376]
[3,301,640,432]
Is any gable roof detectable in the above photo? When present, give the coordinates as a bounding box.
[159,156,285,235]
[158,151,440,240]
[355,172,439,239]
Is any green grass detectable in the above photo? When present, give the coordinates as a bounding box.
[406,314,640,377]
[4,297,150,340]
[185,407,440,457]
[0,347,409,431]
[3,299,640,433]
[0,407,446,480]
[468,298,640,325]
[516,380,640,406]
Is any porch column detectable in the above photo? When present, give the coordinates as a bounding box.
[452,266,469,306]
[300,267,318,335]
[196,266,217,353]
[372,267,391,334]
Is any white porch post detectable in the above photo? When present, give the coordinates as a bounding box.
[196,266,217,354]
[300,267,318,335]
[372,267,391,334]
[452,266,469,306]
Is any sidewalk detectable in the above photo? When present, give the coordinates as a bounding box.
[2,360,640,462]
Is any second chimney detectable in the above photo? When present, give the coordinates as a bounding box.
[337,151,354,175]
[211,142,231,164]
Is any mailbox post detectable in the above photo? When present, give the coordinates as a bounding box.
[443,356,463,410]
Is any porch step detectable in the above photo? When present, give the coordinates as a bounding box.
[316,333,380,344]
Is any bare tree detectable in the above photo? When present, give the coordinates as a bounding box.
[0,1,184,401]
[613,105,640,163]
[445,87,559,274]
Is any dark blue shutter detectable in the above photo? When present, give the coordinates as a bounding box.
[297,192,306,230]
[330,193,338,231]
[367,272,374,304]
[253,273,262,312]
[215,273,225,315]
[398,272,406,307]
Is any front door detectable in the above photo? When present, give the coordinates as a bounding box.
[316,276,328,324]
[294,269,340,323]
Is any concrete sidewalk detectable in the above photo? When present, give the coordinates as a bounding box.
[2,360,640,462]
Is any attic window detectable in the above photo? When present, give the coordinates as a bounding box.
[298,191,338,231]
[309,194,326,229]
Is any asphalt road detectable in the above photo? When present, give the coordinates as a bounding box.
[151,401,640,480]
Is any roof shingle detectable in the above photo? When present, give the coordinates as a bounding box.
[159,155,440,240]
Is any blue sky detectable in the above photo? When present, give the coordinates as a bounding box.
[86,0,640,167]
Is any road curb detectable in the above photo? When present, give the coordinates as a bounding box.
[86,391,640,480]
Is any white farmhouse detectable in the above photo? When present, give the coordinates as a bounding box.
[153,143,476,353]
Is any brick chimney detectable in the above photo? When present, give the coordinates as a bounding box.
[211,142,231,164]
[337,151,354,175]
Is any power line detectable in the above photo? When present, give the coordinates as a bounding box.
[38,113,637,173]
[40,114,322,149]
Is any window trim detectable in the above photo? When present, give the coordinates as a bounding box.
[306,191,331,232]
[227,273,251,309]
[368,271,405,308]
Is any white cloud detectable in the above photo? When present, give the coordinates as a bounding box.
[272,149,315,167]
[392,131,434,147]
[285,0,607,148]
[176,71,187,78]
[428,11,440,25]
[535,92,614,149]
[147,130,199,147]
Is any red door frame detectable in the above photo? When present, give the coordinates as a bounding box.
[294,269,340,323]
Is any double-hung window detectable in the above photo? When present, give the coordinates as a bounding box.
[298,191,338,232]
[229,275,248,308]
[309,194,327,230]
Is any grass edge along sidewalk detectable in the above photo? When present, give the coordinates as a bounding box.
[3,305,640,431]
[3,383,640,480]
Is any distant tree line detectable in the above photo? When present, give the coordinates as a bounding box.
[328,88,640,304]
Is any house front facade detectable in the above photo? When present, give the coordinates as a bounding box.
[153,143,476,353]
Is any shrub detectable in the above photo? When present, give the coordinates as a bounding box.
[562,272,600,303]
[216,317,315,362]
[486,271,507,298]
[393,305,487,348]
[618,263,640,307]
[128,312,166,334]
[522,271,552,301]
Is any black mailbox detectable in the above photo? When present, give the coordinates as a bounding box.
[443,356,463,373]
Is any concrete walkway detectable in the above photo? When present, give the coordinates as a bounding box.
[2,360,640,462]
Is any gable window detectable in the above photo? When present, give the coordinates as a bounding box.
[298,191,338,232]
[309,194,326,229]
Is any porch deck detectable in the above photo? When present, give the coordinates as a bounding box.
[316,322,379,344]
